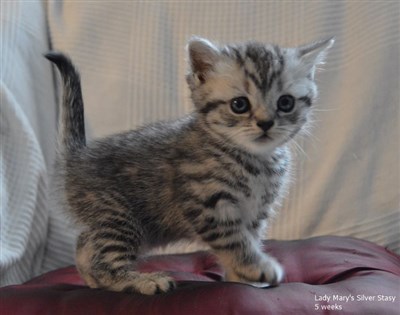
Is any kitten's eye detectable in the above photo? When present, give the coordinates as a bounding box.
[277,95,295,113]
[230,97,251,114]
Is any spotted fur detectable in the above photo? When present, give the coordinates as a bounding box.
[46,36,333,295]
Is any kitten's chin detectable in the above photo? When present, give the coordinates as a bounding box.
[236,136,281,156]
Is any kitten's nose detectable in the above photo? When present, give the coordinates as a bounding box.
[257,120,274,132]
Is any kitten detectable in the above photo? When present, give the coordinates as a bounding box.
[45,36,333,295]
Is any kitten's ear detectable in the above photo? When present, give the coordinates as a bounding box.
[187,37,220,83]
[297,37,335,78]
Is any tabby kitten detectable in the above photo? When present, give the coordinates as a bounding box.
[46,36,333,295]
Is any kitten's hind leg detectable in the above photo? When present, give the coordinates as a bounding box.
[76,227,176,295]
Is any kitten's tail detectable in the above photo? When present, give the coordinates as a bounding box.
[45,52,86,152]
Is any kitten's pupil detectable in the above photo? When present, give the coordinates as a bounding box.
[277,95,295,113]
[231,97,251,114]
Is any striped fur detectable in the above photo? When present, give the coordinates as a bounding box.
[47,37,333,295]
[45,53,86,152]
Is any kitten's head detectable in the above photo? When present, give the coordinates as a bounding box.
[186,37,334,154]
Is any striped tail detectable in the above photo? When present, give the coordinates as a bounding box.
[45,52,86,152]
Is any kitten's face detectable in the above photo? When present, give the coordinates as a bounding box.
[187,38,333,154]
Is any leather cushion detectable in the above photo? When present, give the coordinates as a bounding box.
[1,236,399,315]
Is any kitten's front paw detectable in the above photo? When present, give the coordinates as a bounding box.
[123,272,176,295]
[257,256,284,286]
[228,256,284,287]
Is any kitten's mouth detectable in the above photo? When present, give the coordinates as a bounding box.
[255,133,273,142]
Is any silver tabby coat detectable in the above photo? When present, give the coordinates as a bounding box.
[46,37,333,295]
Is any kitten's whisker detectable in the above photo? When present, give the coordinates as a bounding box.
[290,139,310,160]
[313,105,340,112]
[312,108,339,112]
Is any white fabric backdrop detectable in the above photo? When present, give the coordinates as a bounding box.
[1,0,57,285]
[1,0,399,285]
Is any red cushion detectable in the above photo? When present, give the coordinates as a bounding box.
[1,236,399,315]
